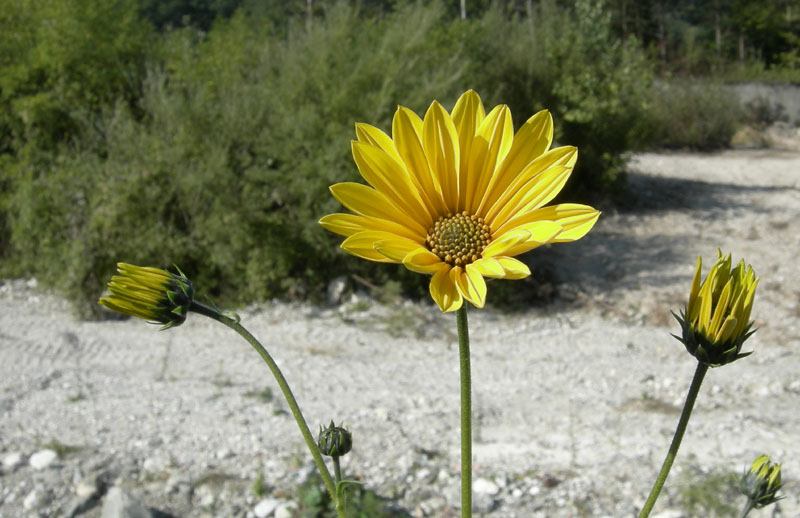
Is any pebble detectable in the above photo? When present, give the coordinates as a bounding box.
[254,497,280,518]
[76,478,99,498]
[2,452,24,471]
[23,488,50,510]
[274,502,295,518]
[474,477,500,496]
[29,449,58,470]
[651,511,687,518]
[101,487,153,518]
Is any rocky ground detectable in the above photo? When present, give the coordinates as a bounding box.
[1,148,799,518]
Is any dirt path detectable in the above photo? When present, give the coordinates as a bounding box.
[1,150,799,518]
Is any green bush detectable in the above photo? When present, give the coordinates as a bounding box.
[2,1,663,312]
[648,80,743,150]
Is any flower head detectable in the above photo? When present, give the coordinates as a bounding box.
[318,421,353,457]
[320,90,600,312]
[740,454,783,509]
[98,263,194,329]
[674,251,758,366]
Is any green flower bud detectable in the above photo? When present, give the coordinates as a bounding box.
[740,454,783,509]
[99,263,194,330]
[673,251,758,367]
[318,421,352,457]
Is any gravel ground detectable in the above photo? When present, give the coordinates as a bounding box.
[1,149,799,518]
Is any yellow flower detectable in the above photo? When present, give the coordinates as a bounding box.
[98,263,194,329]
[740,454,783,509]
[674,251,758,366]
[320,90,600,312]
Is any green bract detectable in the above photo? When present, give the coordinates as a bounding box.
[740,454,783,509]
[318,421,353,458]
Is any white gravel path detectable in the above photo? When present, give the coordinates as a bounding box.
[1,150,799,518]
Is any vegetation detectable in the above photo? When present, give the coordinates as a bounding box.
[1,0,797,312]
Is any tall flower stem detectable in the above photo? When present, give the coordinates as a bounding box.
[738,499,756,518]
[639,362,709,518]
[190,301,345,518]
[456,305,472,518]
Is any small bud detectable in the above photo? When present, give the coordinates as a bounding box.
[318,421,352,457]
[673,251,758,367]
[99,263,194,330]
[740,454,783,509]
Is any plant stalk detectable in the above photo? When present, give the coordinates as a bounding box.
[190,301,345,518]
[738,499,756,518]
[639,361,709,518]
[456,305,472,518]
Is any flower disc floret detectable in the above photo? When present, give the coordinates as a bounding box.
[427,212,491,266]
[320,90,601,312]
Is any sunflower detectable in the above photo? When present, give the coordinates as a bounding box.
[320,90,600,312]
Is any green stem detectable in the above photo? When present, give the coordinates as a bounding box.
[191,301,344,518]
[738,499,756,518]
[456,305,472,518]
[639,362,709,518]
[333,455,342,485]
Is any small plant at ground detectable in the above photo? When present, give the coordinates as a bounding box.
[296,475,410,518]
[244,386,274,404]
[41,439,81,457]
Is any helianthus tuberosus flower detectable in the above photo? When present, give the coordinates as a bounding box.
[740,454,783,509]
[674,251,758,366]
[320,90,600,311]
[98,263,194,329]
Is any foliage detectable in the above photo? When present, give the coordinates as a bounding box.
[457,0,656,197]
[296,475,409,518]
[647,80,743,149]
[678,468,740,517]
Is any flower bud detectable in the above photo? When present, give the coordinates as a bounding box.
[673,251,758,367]
[99,263,194,330]
[740,454,783,509]
[318,421,352,457]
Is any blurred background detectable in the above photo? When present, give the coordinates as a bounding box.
[1,0,798,315]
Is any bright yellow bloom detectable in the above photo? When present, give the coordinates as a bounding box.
[98,263,194,329]
[320,90,600,312]
[675,251,758,366]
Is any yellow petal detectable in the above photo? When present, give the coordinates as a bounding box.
[461,264,488,308]
[465,104,514,213]
[488,165,572,230]
[482,228,531,258]
[495,257,531,279]
[329,182,427,238]
[403,248,448,274]
[392,106,447,215]
[501,220,563,256]
[341,231,401,263]
[374,238,426,262]
[351,141,432,227]
[430,266,463,312]
[688,256,702,312]
[495,203,600,242]
[477,111,555,213]
[452,90,485,210]
[470,257,506,278]
[355,122,403,164]
[319,213,420,240]
[422,101,460,212]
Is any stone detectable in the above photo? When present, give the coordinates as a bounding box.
[76,478,99,498]
[23,488,51,510]
[29,449,58,470]
[651,511,687,518]
[101,487,153,518]
[254,497,280,518]
[274,502,296,518]
[2,452,24,471]
[473,478,500,496]
[327,276,347,305]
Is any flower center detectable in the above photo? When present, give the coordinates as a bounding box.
[426,211,492,266]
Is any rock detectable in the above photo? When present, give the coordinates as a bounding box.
[253,497,280,518]
[102,487,153,518]
[29,449,59,470]
[327,276,347,305]
[274,502,296,518]
[23,488,51,510]
[651,511,687,518]
[473,478,500,496]
[76,477,100,498]
[2,451,24,471]
[66,494,100,518]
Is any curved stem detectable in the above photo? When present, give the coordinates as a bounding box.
[738,499,756,518]
[639,362,709,518]
[191,301,344,518]
[456,305,472,518]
